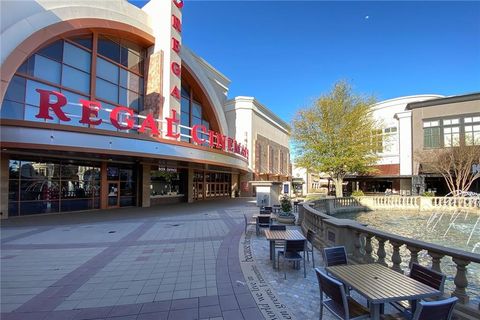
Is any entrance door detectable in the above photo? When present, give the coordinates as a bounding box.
[107,182,120,207]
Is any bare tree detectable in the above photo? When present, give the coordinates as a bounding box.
[415,145,480,195]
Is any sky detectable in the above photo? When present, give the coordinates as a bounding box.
[129,1,480,124]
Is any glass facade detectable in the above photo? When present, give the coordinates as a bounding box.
[1,33,145,132]
[423,114,480,149]
[180,84,210,143]
[7,158,139,216]
[150,168,187,198]
[8,159,101,216]
[107,165,136,207]
[193,171,231,200]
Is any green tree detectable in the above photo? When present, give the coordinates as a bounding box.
[292,81,379,197]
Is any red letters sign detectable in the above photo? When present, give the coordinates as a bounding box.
[173,0,183,9]
[34,90,249,158]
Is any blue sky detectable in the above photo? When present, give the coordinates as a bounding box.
[129,1,480,123]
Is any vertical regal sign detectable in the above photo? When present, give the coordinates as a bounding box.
[169,0,183,137]
[141,0,183,137]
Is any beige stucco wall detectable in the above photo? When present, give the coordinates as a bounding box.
[411,98,480,174]
[224,97,291,173]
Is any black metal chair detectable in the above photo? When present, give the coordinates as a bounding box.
[269,225,287,254]
[315,268,369,320]
[256,215,271,236]
[269,225,287,231]
[381,297,458,320]
[390,263,446,315]
[264,206,273,213]
[306,229,317,267]
[277,239,306,279]
[323,246,348,268]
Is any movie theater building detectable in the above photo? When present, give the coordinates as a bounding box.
[0,0,255,218]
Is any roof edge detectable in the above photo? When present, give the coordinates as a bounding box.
[406,92,480,110]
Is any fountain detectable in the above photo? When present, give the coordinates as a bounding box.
[334,208,480,302]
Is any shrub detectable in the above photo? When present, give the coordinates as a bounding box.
[422,191,435,197]
[351,190,365,197]
[280,195,292,213]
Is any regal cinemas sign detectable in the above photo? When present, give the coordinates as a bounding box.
[34,89,249,159]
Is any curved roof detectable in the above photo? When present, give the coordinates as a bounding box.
[372,94,445,111]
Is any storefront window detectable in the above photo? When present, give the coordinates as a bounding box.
[107,165,136,207]
[7,159,101,216]
[150,168,186,197]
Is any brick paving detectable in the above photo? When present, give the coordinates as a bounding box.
[1,199,263,320]
[1,198,387,320]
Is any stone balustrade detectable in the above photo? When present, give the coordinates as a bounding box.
[298,200,480,320]
[356,196,479,212]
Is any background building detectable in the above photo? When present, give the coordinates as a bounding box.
[345,95,444,195]
[224,97,292,198]
[408,93,480,195]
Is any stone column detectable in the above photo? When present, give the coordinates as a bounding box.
[187,168,194,203]
[142,164,151,208]
[407,245,420,268]
[231,173,239,198]
[452,258,470,304]
[391,242,403,273]
[100,162,108,209]
[0,154,9,218]
[428,251,444,273]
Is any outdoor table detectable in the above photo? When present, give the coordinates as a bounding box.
[326,263,441,320]
[265,229,306,269]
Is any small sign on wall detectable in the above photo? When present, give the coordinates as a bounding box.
[327,231,336,243]
[283,184,289,194]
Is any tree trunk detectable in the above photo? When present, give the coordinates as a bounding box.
[333,178,344,198]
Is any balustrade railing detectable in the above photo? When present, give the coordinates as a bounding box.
[355,196,479,211]
[298,200,480,319]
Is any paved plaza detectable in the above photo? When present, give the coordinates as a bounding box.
[0,198,354,320]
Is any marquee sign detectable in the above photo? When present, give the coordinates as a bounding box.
[34,89,249,159]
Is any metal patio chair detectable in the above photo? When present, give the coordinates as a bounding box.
[315,268,370,320]
[390,263,446,315]
[256,215,271,236]
[323,246,348,269]
[277,239,307,279]
[381,297,458,320]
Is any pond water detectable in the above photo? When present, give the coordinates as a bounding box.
[334,210,480,303]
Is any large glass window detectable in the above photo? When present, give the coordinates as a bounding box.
[150,167,186,198]
[8,159,100,216]
[464,116,480,146]
[443,118,460,147]
[423,120,441,149]
[1,33,146,131]
[180,84,211,143]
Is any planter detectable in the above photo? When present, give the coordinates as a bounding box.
[276,212,296,224]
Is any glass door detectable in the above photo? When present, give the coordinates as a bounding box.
[107,182,119,207]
